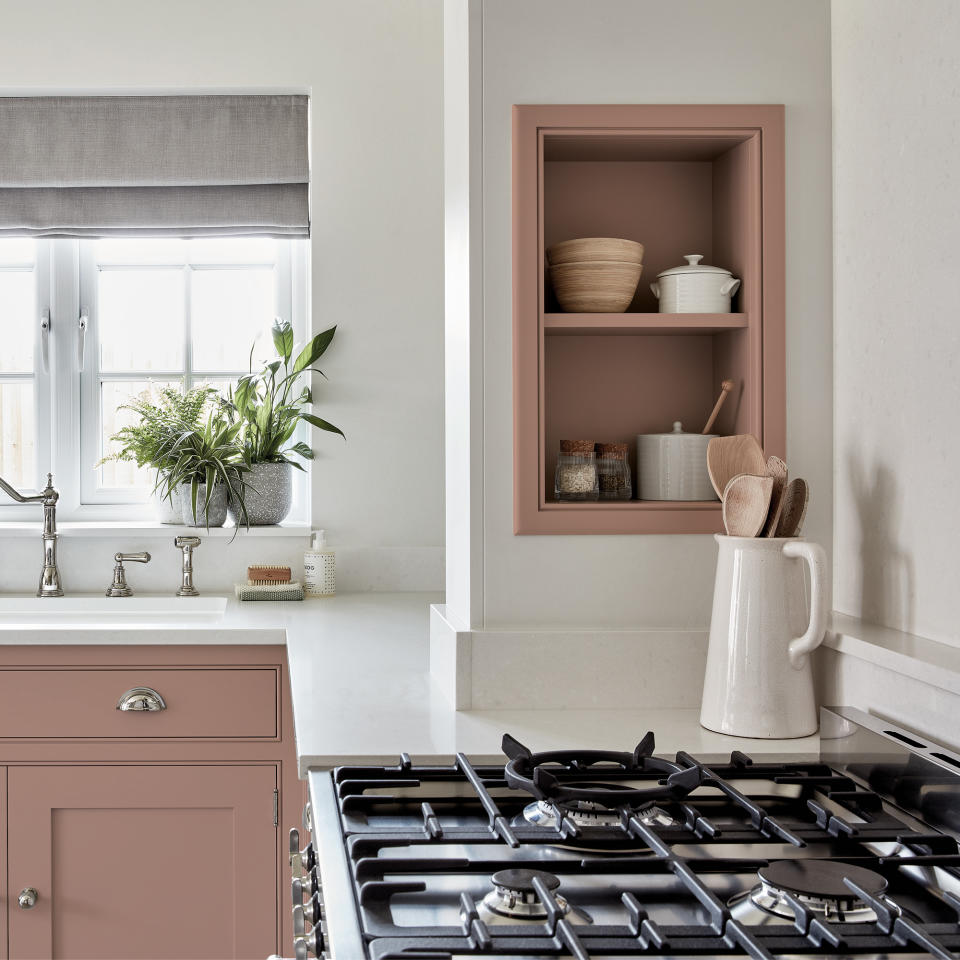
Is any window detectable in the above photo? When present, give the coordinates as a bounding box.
[0,238,306,521]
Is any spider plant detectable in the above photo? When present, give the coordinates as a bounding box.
[156,408,251,532]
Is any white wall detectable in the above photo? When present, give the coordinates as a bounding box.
[0,0,444,594]
[833,0,960,647]
[476,0,833,628]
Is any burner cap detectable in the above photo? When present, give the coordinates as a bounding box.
[491,869,560,895]
[476,869,592,926]
[758,860,888,900]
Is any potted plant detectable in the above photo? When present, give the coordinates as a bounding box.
[99,385,215,523]
[156,408,252,532]
[221,319,344,525]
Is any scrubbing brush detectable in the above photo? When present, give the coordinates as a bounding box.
[235,581,304,601]
[247,565,292,585]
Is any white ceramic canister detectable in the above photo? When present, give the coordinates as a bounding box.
[700,536,828,739]
[636,421,717,501]
[650,254,741,313]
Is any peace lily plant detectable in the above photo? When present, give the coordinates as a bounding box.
[219,319,344,525]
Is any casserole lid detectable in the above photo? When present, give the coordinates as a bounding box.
[638,421,715,439]
[657,254,732,278]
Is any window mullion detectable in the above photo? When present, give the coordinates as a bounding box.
[50,239,82,516]
[183,262,193,390]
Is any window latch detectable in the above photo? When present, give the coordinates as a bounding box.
[40,310,51,373]
[77,311,88,369]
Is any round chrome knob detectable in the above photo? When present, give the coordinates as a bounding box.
[18,887,38,909]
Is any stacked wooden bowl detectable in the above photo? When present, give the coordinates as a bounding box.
[546,237,644,313]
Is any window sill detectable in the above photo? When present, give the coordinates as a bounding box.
[0,521,312,540]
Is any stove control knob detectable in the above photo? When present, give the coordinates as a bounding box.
[293,904,307,938]
[288,827,316,876]
[302,892,321,926]
[294,927,324,960]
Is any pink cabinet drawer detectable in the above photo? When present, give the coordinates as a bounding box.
[0,667,278,739]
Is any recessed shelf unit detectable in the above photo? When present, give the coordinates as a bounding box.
[513,104,785,535]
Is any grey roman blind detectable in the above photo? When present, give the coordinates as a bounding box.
[0,95,309,238]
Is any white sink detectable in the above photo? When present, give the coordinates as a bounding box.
[0,595,227,621]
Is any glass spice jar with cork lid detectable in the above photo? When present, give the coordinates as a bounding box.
[555,439,599,501]
[596,441,632,500]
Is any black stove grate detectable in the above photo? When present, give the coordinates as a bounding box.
[328,740,960,959]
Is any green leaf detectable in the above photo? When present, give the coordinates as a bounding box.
[292,326,336,376]
[271,319,294,364]
[302,412,345,439]
[289,441,314,460]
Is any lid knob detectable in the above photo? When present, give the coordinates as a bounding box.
[672,421,684,433]
[684,255,704,266]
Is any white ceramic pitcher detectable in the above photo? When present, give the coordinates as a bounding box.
[700,536,828,739]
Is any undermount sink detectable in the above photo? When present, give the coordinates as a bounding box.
[0,595,227,621]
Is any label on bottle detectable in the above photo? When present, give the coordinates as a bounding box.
[304,551,335,597]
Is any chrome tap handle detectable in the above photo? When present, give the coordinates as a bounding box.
[106,551,151,598]
[174,536,201,597]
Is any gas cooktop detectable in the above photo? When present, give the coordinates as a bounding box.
[292,707,960,959]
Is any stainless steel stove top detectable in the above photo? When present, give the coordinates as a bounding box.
[290,708,960,960]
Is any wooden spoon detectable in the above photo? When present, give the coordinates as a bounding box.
[722,474,774,537]
[702,379,734,435]
[774,478,809,537]
[707,434,767,499]
[762,455,788,537]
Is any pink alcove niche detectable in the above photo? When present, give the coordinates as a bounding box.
[513,104,786,534]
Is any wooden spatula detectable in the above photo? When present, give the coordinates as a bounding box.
[707,434,767,499]
[762,455,788,537]
[722,474,774,537]
[775,478,809,537]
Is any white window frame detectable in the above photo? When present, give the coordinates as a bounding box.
[0,238,310,525]
[0,241,52,502]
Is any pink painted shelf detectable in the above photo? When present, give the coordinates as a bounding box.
[513,104,786,535]
[544,313,748,336]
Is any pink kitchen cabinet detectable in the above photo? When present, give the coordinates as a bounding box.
[0,644,303,960]
[513,104,786,534]
[8,764,278,960]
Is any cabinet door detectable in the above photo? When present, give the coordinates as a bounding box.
[8,764,278,960]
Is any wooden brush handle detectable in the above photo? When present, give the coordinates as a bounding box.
[702,379,734,435]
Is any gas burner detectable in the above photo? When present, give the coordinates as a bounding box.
[521,798,678,830]
[729,860,894,925]
[502,731,701,810]
[475,869,592,926]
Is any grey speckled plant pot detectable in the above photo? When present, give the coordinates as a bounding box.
[153,487,182,524]
[176,482,228,527]
[228,462,293,526]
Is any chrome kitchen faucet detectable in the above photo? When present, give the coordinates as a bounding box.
[0,473,63,597]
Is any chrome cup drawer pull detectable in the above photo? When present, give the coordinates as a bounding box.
[116,686,167,712]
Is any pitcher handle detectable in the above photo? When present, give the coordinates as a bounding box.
[782,540,828,669]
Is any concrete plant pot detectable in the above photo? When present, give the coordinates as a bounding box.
[228,462,293,526]
[176,482,228,528]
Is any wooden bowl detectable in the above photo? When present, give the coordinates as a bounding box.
[547,237,644,266]
[549,260,643,313]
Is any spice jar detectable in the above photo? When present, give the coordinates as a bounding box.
[596,441,632,500]
[555,439,599,501]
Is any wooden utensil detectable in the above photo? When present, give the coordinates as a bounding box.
[722,474,774,537]
[775,478,809,537]
[702,379,734,435]
[707,434,767,499]
[762,455,788,537]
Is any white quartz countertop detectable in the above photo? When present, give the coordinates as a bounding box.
[0,592,820,775]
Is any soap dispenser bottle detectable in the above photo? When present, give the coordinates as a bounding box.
[304,530,335,597]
